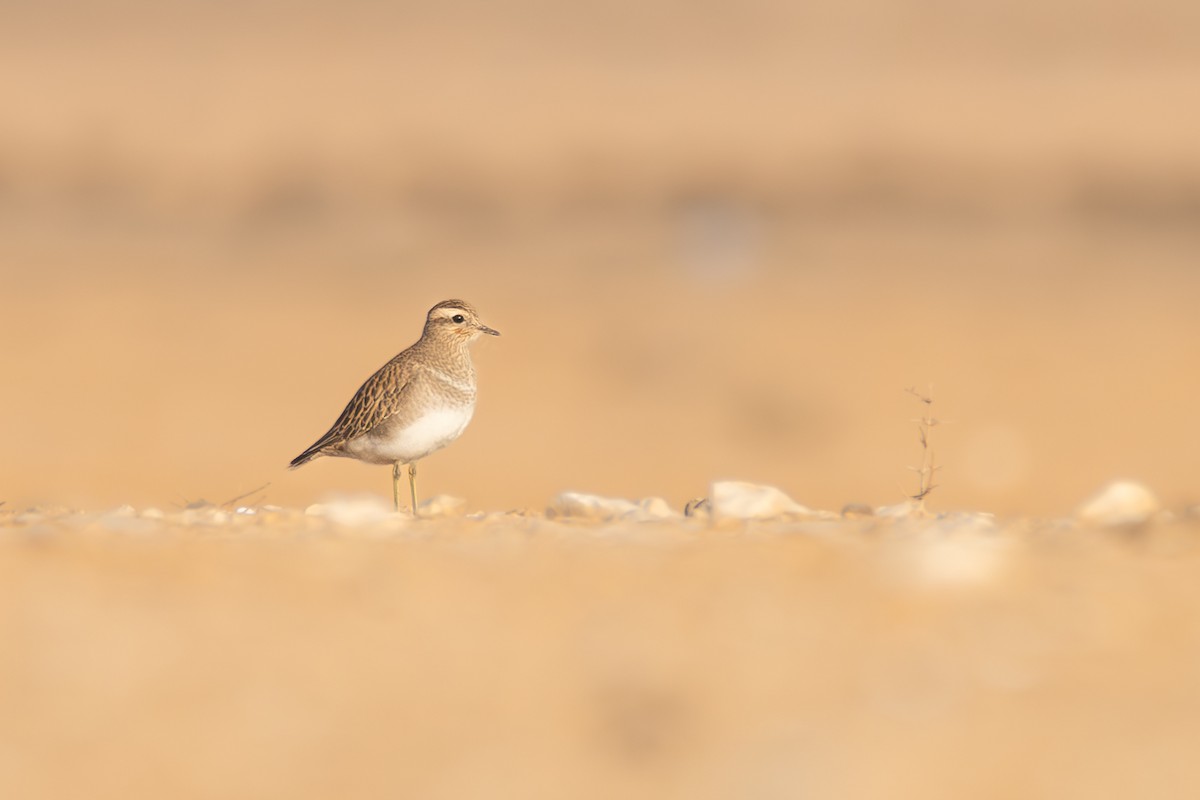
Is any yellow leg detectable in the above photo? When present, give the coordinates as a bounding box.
[408,462,419,515]
[392,462,402,512]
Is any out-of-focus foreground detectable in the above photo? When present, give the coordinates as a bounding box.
[1,0,1199,514]
[3,505,1200,800]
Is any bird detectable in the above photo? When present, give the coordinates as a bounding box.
[289,299,499,513]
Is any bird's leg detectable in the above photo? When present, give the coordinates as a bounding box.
[408,462,419,516]
[392,462,402,512]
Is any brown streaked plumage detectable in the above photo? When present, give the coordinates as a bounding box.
[289,299,499,512]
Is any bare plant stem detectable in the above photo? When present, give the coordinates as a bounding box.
[220,482,271,509]
[905,385,941,513]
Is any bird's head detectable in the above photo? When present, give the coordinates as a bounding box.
[424,299,501,342]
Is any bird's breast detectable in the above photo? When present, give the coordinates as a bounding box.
[346,403,475,464]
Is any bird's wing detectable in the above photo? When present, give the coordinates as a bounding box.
[289,359,417,468]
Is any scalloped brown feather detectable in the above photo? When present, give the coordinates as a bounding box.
[288,359,418,468]
[288,299,490,469]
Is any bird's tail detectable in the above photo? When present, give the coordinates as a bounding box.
[288,446,325,470]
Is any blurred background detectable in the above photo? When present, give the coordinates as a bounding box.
[2,0,1199,514]
[5,5,1200,800]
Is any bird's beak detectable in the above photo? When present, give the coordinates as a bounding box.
[478,324,500,336]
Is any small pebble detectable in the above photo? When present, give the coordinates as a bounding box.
[547,492,677,522]
[1076,480,1159,527]
[710,481,836,521]
[841,503,876,519]
[418,495,467,519]
[306,496,402,526]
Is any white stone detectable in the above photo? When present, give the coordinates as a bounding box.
[710,481,836,521]
[547,492,676,522]
[181,507,226,526]
[931,511,997,533]
[306,495,400,526]
[635,497,677,521]
[1076,480,1160,527]
[684,497,712,518]
[875,500,927,519]
[418,495,467,518]
[548,492,638,520]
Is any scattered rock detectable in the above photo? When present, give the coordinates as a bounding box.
[418,495,467,519]
[181,508,230,526]
[1076,480,1159,527]
[841,502,875,519]
[547,492,677,522]
[635,497,677,520]
[875,500,928,519]
[548,492,636,521]
[932,511,998,534]
[684,497,711,519]
[305,495,401,526]
[709,481,836,521]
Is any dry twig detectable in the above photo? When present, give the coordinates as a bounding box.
[905,385,942,512]
[221,482,272,509]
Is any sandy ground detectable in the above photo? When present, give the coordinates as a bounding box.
[4,503,1200,800]
[2,0,1200,517]
[3,1,1200,796]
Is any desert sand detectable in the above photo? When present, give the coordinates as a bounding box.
[3,0,1200,796]
[4,497,1200,800]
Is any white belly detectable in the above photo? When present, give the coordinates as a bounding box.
[347,405,475,464]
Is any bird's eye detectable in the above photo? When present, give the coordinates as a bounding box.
[452,314,465,323]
